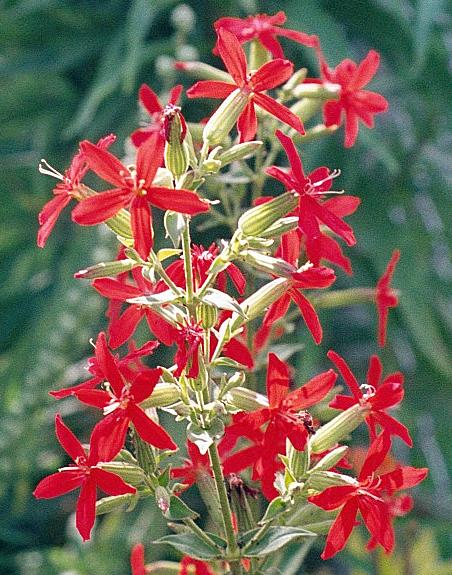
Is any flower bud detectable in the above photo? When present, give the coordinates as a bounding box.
[202,158,222,173]
[292,82,341,100]
[228,387,269,412]
[307,470,357,492]
[74,258,137,279]
[309,404,367,453]
[164,110,189,177]
[175,61,232,82]
[140,382,181,409]
[287,439,310,481]
[198,301,218,330]
[98,462,145,486]
[290,98,323,124]
[310,446,349,472]
[259,216,299,239]
[238,192,298,237]
[96,493,137,515]
[203,89,249,145]
[249,38,270,70]
[219,141,263,166]
[238,277,289,323]
[242,250,296,277]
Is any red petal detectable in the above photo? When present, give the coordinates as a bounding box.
[136,131,165,188]
[76,477,97,541]
[266,353,290,408]
[289,289,323,344]
[131,544,146,575]
[145,310,179,346]
[222,445,262,475]
[130,367,162,403]
[349,50,380,91]
[149,187,209,214]
[131,197,153,259]
[168,84,183,105]
[329,394,357,410]
[320,499,359,559]
[89,413,130,464]
[37,194,71,247]
[55,414,85,461]
[94,332,125,396]
[109,306,144,349]
[128,403,177,450]
[379,466,428,493]
[33,470,84,499]
[223,337,254,369]
[323,100,343,127]
[216,28,247,86]
[275,129,305,184]
[186,80,236,99]
[370,382,404,410]
[253,92,304,134]
[359,432,391,481]
[138,83,162,115]
[309,484,357,511]
[307,196,356,246]
[93,278,140,300]
[80,140,126,187]
[50,376,101,399]
[358,496,394,553]
[72,188,130,225]
[285,369,337,410]
[258,32,284,59]
[266,165,299,191]
[226,263,246,295]
[323,195,361,217]
[276,28,319,48]
[249,59,293,92]
[344,108,360,148]
[92,468,136,495]
[74,389,110,408]
[237,101,257,142]
[327,350,361,399]
[370,412,412,446]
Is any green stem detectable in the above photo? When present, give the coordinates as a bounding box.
[208,443,242,573]
[148,250,183,296]
[184,518,222,551]
[181,216,195,311]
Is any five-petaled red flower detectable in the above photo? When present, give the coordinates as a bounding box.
[318,49,389,147]
[73,332,177,459]
[235,353,337,498]
[131,83,185,147]
[328,350,412,446]
[375,249,400,347]
[37,134,116,247]
[254,236,336,349]
[213,11,318,59]
[187,28,304,142]
[34,414,136,541]
[71,132,209,259]
[309,432,428,559]
[267,130,359,261]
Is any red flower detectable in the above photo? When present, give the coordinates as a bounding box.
[309,432,428,559]
[235,353,337,497]
[130,544,147,575]
[213,11,318,59]
[328,351,412,446]
[131,84,184,147]
[166,243,246,295]
[187,28,304,142]
[179,557,215,575]
[171,440,212,489]
[92,267,179,349]
[37,134,116,247]
[267,130,359,258]
[376,249,400,347]
[254,244,336,349]
[174,320,204,378]
[71,132,209,258]
[73,332,177,458]
[34,414,136,541]
[318,49,389,148]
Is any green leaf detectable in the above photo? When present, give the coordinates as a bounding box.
[154,532,226,560]
[163,495,198,521]
[242,526,316,557]
[128,289,179,306]
[186,419,225,455]
[259,497,287,524]
[164,211,186,248]
[203,288,247,318]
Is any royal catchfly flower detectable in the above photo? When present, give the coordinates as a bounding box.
[309,432,428,559]
[213,11,319,59]
[328,350,412,446]
[37,134,116,247]
[34,414,136,541]
[318,49,389,147]
[375,249,400,347]
[187,28,304,142]
[72,132,209,258]
[171,440,212,490]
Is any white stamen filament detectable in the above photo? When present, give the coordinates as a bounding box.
[38,159,64,181]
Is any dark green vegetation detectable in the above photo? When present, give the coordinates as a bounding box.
[1,0,450,573]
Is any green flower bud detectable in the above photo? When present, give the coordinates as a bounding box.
[74,258,137,280]
[98,462,145,485]
[242,250,296,277]
[259,216,299,239]
[287,439,310,481]
[164,112,189,177]
[140,383,181,409]
[309,404,367,453]
[219,141,262,166]
[228,387,269,412]
[307,470,357,492]
[292,82,341,100]
[203,89,249,145]
[96,493,138,515]
[310,445,349,472]
[290,98,323,124]
[238,277,289,322]
[238,192,298,237]
[198,301,218,330]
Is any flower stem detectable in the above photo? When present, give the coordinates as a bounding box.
[183,518,222,551]
[208,442,242,573]
[181,216,195,310]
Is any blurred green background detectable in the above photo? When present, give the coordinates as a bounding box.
[1,0,451,573]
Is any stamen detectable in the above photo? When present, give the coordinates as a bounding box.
[360,383,376,399]
[311,168,341,189]
[38,159,64,180]
[103,401,120,415]
[310,188,345,196]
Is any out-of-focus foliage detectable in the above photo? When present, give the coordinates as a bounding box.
[0,0,450,574]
